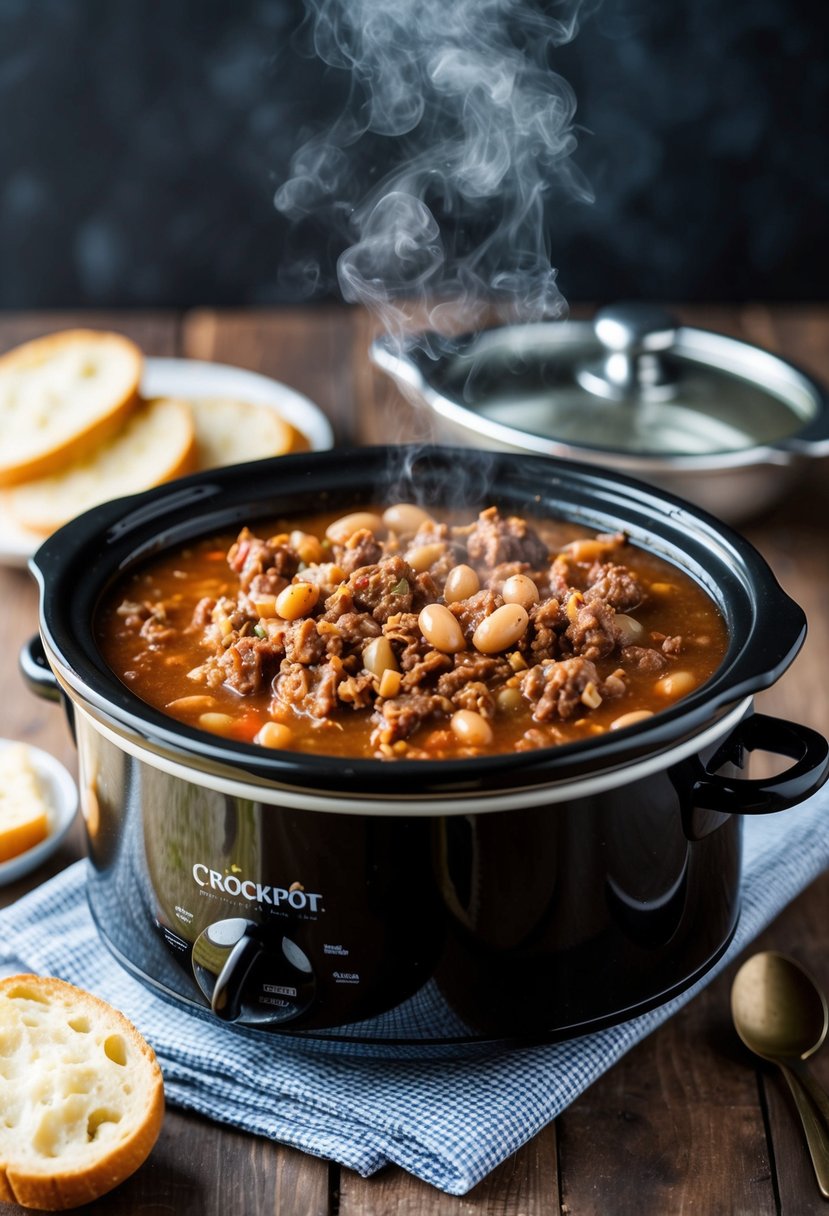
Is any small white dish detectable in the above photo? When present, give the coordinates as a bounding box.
[0,741,79,885]
[0,356,334,567]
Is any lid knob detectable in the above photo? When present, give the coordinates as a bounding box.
[577,303,679,402]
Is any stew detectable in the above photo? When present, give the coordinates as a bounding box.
[97,503,728,760]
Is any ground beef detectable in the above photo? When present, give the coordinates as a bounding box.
[603,669,627,698]
[515,725,564,750]
[135,603,177,645]
[412,520,451,545]
[319,610,381,650]
[191,601,260,661]
[227,528,299,594]
[401,649,453,689]
[272,656,348,719]
[521,657,602,721]
[347,555,417,623]
[371,691,453,748]
[449,588,501,638]
[548,555,577,598]
[449,681,496,717]
[337,672,375,710]
[465,506,550,570]
[413,570,442,608]
[192,597,216,629]
[485,562,534,592]
[310,659,346,718]
[622,646,667,672]
[218,636,282,695]
[383,613,424,672]
[565,597,619,661]
[271,661,310,714]
[436,652,512,697]
[585,562,644,612]
[334,529,384,575]
[524,598,562,664]
[322,586,356,620]
[284,618,327,666]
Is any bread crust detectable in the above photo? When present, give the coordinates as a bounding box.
[188,395,308,466]
[0,330,143,487]
[0,974,164,1211]
[4,395,198,535]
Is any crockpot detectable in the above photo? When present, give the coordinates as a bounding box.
[371,305,829,523]
[22,446,829,1049]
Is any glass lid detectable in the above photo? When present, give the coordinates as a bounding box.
[429,305,821,457]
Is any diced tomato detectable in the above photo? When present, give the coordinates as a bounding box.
[231,713,266,743]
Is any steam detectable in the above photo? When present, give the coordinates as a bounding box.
[275,0,594,345]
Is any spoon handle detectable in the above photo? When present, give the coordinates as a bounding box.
[780,1063,829,1199]
[792,1061,829,1131]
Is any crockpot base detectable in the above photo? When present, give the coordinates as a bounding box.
[85,890,739,1057]
[78,703,745,1049]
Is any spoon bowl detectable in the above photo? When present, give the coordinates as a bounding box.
[731,950,828,1062]
[731,951,829,1199]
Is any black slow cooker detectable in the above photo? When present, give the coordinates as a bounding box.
[23,446,829,1047]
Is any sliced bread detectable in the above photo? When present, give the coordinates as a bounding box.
[0,974,164,1210]
[188,395,306,468]
[5,396,198,535]
[0,745,50,863]
[0,330,143,487]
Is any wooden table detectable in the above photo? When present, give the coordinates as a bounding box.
[1,305,828,1215]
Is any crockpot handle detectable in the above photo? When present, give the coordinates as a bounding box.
[687,713,829,820]
[19,635,62,703]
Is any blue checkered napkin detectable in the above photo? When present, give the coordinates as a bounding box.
[1,789,828,1197]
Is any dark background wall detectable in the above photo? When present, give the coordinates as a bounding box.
[1,0,826,310]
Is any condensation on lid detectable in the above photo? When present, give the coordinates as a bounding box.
[430,307,820,457]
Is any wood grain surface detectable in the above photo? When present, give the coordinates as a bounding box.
[0,305,827,1215]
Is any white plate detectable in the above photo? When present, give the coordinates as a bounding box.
[0,741,79,885]
[0,356,335,567]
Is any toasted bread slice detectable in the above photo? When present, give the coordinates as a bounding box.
[5,396,198,535]
[0,974,164,1211]
[188,395,307,469]
[0,330,143,487]
[0,745,50,863]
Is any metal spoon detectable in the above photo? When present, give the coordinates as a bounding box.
[731,951,829,1198]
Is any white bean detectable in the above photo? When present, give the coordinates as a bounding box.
[276,582,319,620]
[382,502,433,533]
[419,604,466,653]
[199,712,236,734]
[502,574,539,609]
[255,722,295,748]
[610,710,654,731]
[614,613,645,645]
[472,604,529,654]
[166,695,217,713]
[451,709,494,748]
[655,670,697,699]
[326,511,384,543]
[407,542,446,572]
[444,564,480,603]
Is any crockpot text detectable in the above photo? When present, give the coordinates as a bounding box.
[192,864,323,912]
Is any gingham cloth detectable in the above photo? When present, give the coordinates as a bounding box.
[1,789,828,1196]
